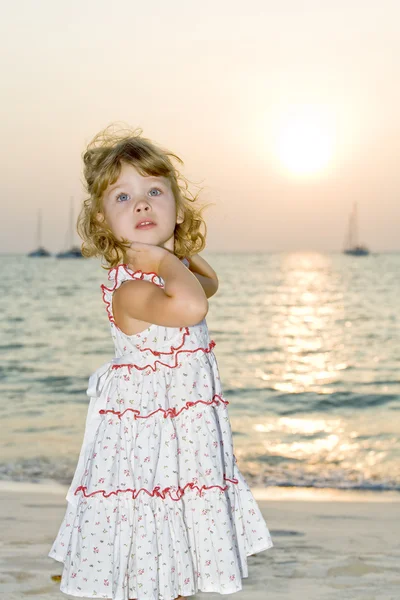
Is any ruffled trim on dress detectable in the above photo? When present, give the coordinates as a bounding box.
[74,473,239,502]
[99,393,228,419]
[110,336,216,372]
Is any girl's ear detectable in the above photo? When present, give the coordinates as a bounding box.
[95,211,105,223]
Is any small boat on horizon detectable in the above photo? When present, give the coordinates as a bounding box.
[56,197,83,259]
[343,202,370,256]
[28,209,51,257]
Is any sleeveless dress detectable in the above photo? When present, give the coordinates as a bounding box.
[48,259,273,600]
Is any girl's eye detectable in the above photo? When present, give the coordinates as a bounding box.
[149,188,161,196]
[116,193,130,202]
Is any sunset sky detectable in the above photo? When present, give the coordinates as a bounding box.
[1,0,399,253]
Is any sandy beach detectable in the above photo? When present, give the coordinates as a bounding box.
[0,480,399,600]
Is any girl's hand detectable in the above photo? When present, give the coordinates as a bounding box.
[125,241,173,274]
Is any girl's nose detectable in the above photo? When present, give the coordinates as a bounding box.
[134,198,152,212]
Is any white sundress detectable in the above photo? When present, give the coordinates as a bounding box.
[48,258,273,600]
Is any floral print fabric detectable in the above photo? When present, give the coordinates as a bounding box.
[48,261,273,599]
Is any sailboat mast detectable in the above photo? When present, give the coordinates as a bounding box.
[37,209,42,247]
[344,207,353,250]
[343,201,370,256]
[353,202,359,248]
[349,207,354,248]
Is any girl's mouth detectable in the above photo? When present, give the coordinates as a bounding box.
[136,222,156,230]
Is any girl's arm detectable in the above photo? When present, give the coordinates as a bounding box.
[185,254,219,299]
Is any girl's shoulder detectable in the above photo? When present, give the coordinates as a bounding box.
[100,258,190,325]
[101,265,163,326]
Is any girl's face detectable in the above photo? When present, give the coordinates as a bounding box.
[101,162,182,253]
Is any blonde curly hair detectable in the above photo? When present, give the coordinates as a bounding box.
[77,123,212,269]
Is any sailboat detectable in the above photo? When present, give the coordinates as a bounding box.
[343,202,370,256]
[56,197,83,259]
[28,209,51,257]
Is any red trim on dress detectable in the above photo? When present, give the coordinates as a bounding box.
[99,394,228,419]
[111,339,216,373]
[74,475,239,501]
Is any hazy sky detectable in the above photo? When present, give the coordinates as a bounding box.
[1,0,399,253]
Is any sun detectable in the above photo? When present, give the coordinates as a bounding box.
[274,107,335,177]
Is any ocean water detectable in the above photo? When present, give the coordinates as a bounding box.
[1,252,399,491]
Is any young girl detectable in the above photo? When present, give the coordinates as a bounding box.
[48,124,273,600]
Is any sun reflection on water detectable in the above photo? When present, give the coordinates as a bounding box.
[263,251,347,394]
